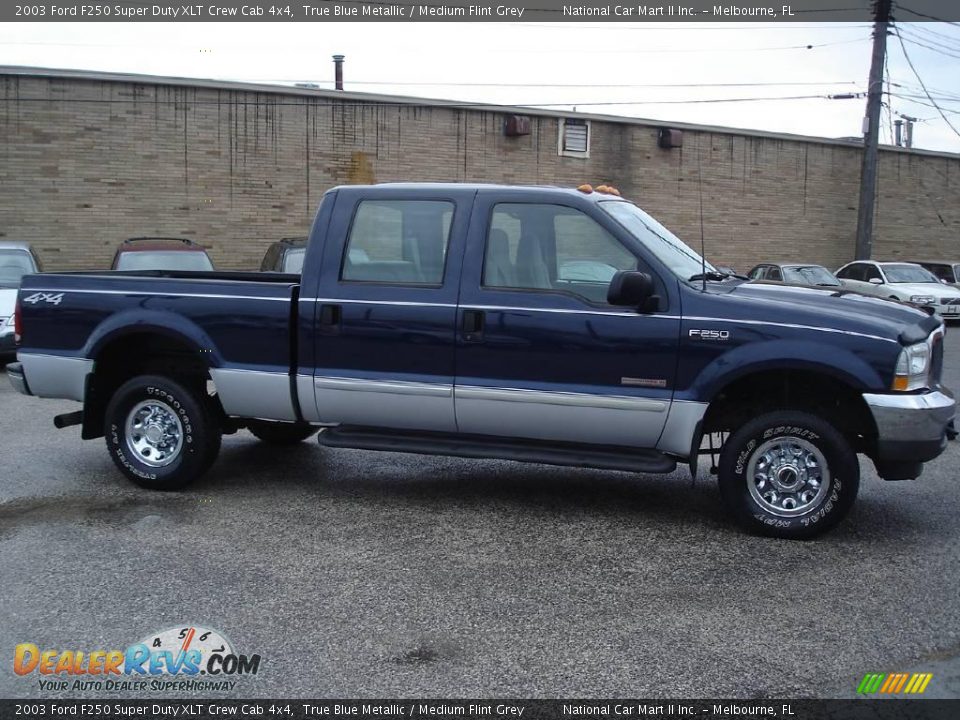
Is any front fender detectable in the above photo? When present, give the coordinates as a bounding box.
[685,339,886,402]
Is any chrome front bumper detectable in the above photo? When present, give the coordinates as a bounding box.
[863,389,955,478]
[863,389,956,444]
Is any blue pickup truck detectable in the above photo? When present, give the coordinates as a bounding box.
[7,183,956,538]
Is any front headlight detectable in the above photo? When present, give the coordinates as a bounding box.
[893,341,931,391]
[910,295,935,305]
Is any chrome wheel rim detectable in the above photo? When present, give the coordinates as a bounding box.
[125,400,184,468]
[747,437,830,517]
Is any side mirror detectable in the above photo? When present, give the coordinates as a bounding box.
[608,271,658,312]
[868,277,883,285]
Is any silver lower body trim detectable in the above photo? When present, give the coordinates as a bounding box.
[455,385,668,447]
[314,375,456,432]
[656,399,709,458]
[209,368,297,422]
[18,353,93,402]
[296,373,320,423]
[863,389,956,444]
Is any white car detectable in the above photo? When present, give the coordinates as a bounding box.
[0,242,43,359]
[835,260,960,319]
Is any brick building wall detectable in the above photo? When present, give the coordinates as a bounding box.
[1,69,957,272]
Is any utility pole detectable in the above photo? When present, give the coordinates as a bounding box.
[854,0,892,261]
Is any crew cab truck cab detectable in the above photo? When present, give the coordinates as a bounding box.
[8,184,955,539]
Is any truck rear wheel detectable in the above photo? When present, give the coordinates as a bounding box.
[247,420,319,445]
[717,411,859,539]
[105,374,221,490]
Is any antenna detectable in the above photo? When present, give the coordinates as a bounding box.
[697,141,707,292]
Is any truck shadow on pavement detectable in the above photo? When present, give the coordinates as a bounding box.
[185,433,928,543]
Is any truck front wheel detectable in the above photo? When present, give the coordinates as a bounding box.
[717,411,860,539]
[247,420,319,445]
[105,374,221,490]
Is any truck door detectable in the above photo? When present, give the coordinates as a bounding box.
[306,188,470,432]
[454,192,680,448]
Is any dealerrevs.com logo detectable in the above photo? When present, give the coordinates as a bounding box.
[14,625,262,692]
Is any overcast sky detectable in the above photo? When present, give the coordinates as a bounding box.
[2,21,959,153]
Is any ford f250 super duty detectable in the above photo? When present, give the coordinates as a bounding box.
[8,183,956,539]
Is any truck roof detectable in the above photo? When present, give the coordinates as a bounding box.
[333,182,628,201]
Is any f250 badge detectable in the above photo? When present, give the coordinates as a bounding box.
[22,292,64,305]
[689,328,730,341]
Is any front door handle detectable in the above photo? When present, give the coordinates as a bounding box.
[462,309,485,342]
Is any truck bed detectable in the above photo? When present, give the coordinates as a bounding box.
[18,270,301,382]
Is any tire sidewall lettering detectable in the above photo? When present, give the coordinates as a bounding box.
[739,426,836,530]
[114,386,197,479]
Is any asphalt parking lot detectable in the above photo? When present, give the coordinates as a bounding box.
[1,335,959,701]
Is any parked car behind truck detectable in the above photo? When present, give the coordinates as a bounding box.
[0,242,43,360]
[836,260,960,318]
[260,237,308,274]
[747,263,841,288]
[8,183,955,539]
[908,260,960,288]
[112,237,214,272]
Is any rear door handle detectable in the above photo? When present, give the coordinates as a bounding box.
[319,303,342,334]
[462,309,485,342]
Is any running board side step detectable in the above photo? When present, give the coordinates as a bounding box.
[317,426,677,474]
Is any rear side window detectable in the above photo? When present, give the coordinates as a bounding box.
[837,264,863,281]
[342,200,453,285]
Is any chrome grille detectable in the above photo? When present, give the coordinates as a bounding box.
[941,298,960,305]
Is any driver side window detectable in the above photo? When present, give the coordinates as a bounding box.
[482,203,638,304]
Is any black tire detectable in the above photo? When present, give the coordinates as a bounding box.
[717,411,860,540]
[105,374,221,491]
[247,420,319,445]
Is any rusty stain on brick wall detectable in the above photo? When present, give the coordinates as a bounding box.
[348,151,376,185]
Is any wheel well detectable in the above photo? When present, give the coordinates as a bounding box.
[82,332,218,439]
[702,370,878,450]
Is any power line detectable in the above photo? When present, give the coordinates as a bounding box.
[0,94,854,108]
[893,24,960,139]
[901,23,960,49]
[896,30,960,60]
[894,3,960,25]
[253,79,863,89]
[889,93,960,118]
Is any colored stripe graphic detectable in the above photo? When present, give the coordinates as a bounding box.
[858,672,933,694]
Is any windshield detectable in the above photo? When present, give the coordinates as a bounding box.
[883,264,939,284]
[116,251,214,272]
[782,265,840,286]
[282,247,306,273]
[599,201,714,280]
[0,250,36,287]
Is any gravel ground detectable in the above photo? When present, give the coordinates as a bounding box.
[1,331,958,700]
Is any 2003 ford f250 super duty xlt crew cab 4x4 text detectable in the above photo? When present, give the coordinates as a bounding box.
[7,184,956,539]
